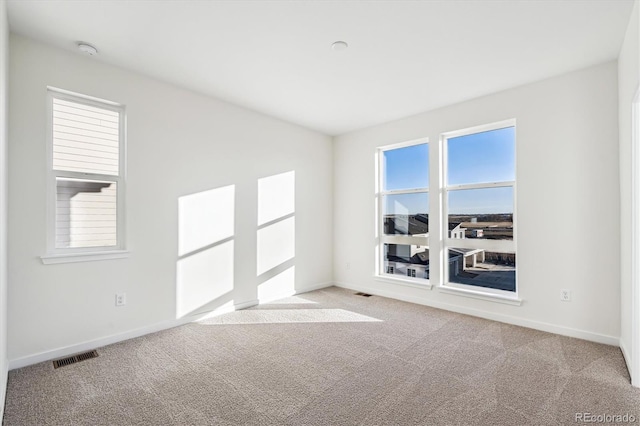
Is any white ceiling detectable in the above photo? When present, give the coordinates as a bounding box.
[7,0,635,136]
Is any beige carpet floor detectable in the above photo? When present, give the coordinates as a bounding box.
[3,286,640,425]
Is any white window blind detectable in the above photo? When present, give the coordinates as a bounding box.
[52,97,119,176]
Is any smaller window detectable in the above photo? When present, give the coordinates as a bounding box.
[377,139,430,284]
[46,88,126,256]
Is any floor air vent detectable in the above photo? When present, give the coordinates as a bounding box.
[53,350,99,369]
[355,292,373,297]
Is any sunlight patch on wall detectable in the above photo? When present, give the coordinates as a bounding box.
[178,185,235,256]
[196,309,382,325]
[258,266,295,303]
[177,185,236,319]
[257,214,295,276]
[177,240,234,318]
[258,171,295,226]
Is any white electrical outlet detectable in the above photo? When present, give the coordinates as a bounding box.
[346,262,351,270]
[560,289,571,302]
[115,293,126,306]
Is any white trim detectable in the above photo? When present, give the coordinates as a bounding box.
[437,285,521,306]
[45,88,127,257]
[46,86,123,109]
[444,238,514,252]
[40,250,130,264]
[441,119,518,300]
[382,235,429,245]
[376,138,430,280]
[295,281,334,293]
[630,87,640,387]
[378,136,431,152]
[334,281,618,346]
[440,118,516,140]
[258,281,334,303]
[0,363,6,421]
[374,275,433,290]
[381,188,428,196]
[621,338,632,381]
[446,181,515,191]
[7,282,334,370]
[9,298,259,370]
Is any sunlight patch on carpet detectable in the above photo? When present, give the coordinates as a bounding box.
[196,309,382,325]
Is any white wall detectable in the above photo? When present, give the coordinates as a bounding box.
[0,0,8,417]
[334,61,620,343]
[619,0,640,386]
[8,35,333,364]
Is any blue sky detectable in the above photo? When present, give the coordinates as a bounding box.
[383,143,428,191]
[383,127,514,215]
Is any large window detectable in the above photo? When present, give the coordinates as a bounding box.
[378,140,430,283]
[376,120,516,299]
[443,121,516,294]
[46,88,126,257]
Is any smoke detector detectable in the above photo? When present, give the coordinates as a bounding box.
[331,41,348,51]
[77,43,98,56]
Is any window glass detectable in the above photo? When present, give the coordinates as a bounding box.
[444,123,516,293]
[383,244,430,281]
[447,127,515,186]
[383,143,428,191]
[447,187,513,241]
[448,248,516,292]
[56,178,117,248]
[383,193,429,236]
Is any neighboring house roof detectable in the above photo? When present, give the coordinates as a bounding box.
[449,248,484,256]
[384,215,429,235]
[411,251,429,265]
[448,222,462,231]
[387,248,430,266]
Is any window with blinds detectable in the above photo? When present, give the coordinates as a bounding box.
[52,98,119,176]
[48,89,125,252]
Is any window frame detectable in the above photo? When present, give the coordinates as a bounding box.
[43,87,127,262]
[441,119,518,298]
[376,137,430,286]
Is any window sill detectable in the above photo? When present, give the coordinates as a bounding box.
[437,285,522,306]
[374,275,433,290]
[41,250,130,265]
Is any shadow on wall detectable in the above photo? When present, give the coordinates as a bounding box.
[176,185,236,319]
[257,171,296,302]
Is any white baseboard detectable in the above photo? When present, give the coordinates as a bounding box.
[8,299,259,370]
[296,281,334,293]
[620,338,632,381]
[0,360,7,421]
[258,282,334,304]
[8,281,335,371]
[334,281,620,346]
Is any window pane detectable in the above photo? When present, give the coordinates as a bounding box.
[447,126,514,185]
[448,248,515,292]
[383,193,428,235]
[53,98,120,176]
[448,187,513,240]
[56,178,117,248]
[383,143,428,191]
[383,244,429,281]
